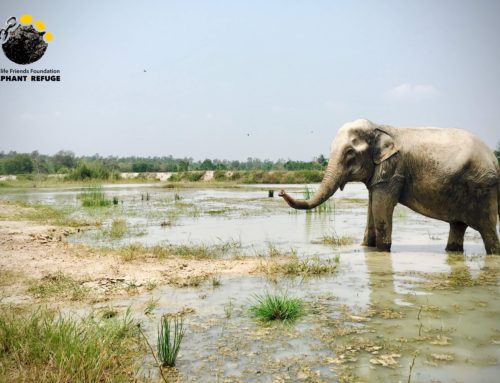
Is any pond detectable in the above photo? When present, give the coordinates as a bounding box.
[1,183,498,382]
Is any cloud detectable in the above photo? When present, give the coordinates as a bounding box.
[384,83,438,101]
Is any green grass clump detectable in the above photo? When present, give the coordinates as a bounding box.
[0,307,141,382]
[250,293,305,323]
[78,185,111,207]
[157,315,185,367]
[28,272,88,301]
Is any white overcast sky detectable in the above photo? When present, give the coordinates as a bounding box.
[0,0,499,160]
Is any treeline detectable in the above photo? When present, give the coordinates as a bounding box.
[0,150,329,178]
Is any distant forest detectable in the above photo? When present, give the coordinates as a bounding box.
[0,150,329,177]
[2,145,499,178]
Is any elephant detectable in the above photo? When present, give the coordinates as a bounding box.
[279,119,500,254]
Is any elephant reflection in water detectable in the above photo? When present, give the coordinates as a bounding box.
[280,119,500,254]
[338,249,500,381]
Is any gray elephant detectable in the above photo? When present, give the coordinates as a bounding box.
[279,119,500,254]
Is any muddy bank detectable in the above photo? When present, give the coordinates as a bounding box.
[0,201,261,305]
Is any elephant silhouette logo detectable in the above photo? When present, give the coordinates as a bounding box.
[0,14,53,65]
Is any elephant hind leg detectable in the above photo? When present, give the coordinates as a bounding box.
[362,190,376,247]
[479,225,500,254]
[445,222,467,252]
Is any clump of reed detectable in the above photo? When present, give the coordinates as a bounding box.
[303,186,333,213]
[78,185,111,207]
[157,315,185,367]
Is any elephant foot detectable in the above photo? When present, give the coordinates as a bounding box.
[376,242,391,252]
[445,243,464,253]
[362,239,377,248]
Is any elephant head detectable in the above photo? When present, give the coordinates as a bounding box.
[279,119,399,209]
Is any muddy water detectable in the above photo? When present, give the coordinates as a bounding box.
[2,183,499,382]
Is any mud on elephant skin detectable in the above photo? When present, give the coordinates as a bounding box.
[279,119,500,254]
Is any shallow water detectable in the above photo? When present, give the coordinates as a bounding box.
[2,183,499,382]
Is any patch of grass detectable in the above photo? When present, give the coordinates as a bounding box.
[318,232,353,247]
[109,218,127,239]
[99,307,119,319]
[250,292,305,323]
[28,272,89,301]
[224,300,234,319]
[78,185,111,207]
[0,200,95,227]
[145,280,158,291]
[211,275,221,287]
[0,307,141,382]
[157,315,185,367]
[144,297,160,315]
[261,255,338,276]
[264,242,297,258]
[115,241,241,262]
[303,186,332,213]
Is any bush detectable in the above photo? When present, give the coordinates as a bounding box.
[69,162,110,181]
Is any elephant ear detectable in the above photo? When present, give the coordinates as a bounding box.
[373,128,399,164]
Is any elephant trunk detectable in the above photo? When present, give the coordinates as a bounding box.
[279,155,343,210]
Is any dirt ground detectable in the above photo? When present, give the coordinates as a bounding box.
[0,201,261,305]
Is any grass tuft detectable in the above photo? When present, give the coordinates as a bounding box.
[28,272,88,301]
[318,232,353,247]
[260,254,338,277]
[250,292,305,323]
[109,218,127,239]
[157,315,185,367]
[78,185,111,207]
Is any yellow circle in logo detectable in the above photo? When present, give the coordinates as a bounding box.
[19,14,33,24]
[34,20,45,31]
[44,32,53,42]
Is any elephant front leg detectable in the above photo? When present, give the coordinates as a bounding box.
[371,187,399,252]
[445,222,467,252]
[362,190,376,247]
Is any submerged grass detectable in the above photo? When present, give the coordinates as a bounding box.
[28,272,89,301]
[0,307,142,382]
[250,292,305,323]
[260,254,338,277]
[109,218,127,239]
[78,185,111,207]
[115,240,241,262]
[157,315,185,367]
[0,200,96,227]
[318,232,354,247]
[303,186,332,213]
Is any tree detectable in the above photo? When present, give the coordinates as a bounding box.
[3,154,33,174]
[53,150,76,172]
[495,142,500,164]
[199,159,214,170]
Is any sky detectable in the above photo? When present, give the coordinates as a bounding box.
[0,0,499,161]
